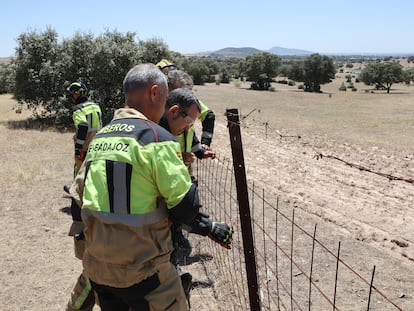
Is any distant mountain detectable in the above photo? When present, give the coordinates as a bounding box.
[205,47,263,58]
[268,46,314,55]
[194,46,314,58]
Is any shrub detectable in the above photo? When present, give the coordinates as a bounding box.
[0,63,14,94]
[287,80,295,86]
[233,79,241,88]
[220,72,230,84]
[298,84,304,89]
[352,87,357,92]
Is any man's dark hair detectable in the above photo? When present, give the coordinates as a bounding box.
[166,88,200,112]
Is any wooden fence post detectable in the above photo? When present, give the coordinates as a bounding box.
[226,108,261,311]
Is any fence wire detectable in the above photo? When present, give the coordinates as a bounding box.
[193,154,404,311]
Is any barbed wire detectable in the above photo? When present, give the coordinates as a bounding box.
[315,152,414,185]
[265,122,301,139]
[224,111,301,139]
[223,111,413,186]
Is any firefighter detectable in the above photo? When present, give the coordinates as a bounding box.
[64,82,102,192]
[155,61,218,297]
[69,64,233,311]
[65,82,102,311]
[156,61,216,267]
[155,60,216,163]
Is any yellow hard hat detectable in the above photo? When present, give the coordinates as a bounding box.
[66,81,88,96]
[156,59,179,74]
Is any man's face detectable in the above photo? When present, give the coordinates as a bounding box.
[68,93,80,104]
[167,104,199,136]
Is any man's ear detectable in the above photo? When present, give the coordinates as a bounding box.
[149,84,158,101]
[150,84,158,101]
[169,105,179,114]
[166,105,180,119]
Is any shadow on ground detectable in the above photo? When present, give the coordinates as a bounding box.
[1,117,72,132]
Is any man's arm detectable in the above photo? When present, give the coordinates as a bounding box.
[168,182,200,225]
[198,101,215,146]
[192,132,215,160]
[75,122,89,160]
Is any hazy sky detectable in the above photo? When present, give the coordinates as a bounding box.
[1,0,413,57]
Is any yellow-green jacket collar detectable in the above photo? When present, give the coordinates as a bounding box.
[113,107,148,120]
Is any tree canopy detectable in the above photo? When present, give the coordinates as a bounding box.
[4,27,412,126]
[287,54,336,92]
[8,28,172,125]
[185,57,218,85]
[244,53,280,90]
[359,62,404,93]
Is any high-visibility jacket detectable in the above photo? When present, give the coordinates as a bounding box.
[176,100,215,159]
[72,100,102,153]
[80,108,197,288]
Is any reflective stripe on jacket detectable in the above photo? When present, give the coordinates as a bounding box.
[81,108,192,288]
[73,101,102,132]
[72,101,103,152]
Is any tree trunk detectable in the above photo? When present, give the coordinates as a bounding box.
[386,82,392,93]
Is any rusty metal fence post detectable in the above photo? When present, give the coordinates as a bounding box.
[226,108,261,311]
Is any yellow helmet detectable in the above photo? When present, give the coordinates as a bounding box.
[66,81,88,96]
[156,59,179,74]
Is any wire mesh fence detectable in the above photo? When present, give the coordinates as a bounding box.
[190,108,405,311]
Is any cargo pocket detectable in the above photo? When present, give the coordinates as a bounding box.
[74,238,85,260]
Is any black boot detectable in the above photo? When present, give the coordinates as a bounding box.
[63,183,71,194]
[171,228,192,265]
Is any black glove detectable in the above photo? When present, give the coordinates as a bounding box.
[189,212,234,249]
[189,212,211,236]
[208,222,234,249]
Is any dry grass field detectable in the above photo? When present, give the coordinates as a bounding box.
[0,57,12,65]
[1,71,414,310]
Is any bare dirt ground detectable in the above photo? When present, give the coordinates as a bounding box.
[193,79,414,309]
[1,74,414,310]
[195,79,414,264]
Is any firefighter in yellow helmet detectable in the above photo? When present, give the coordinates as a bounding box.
[65,81,102,311]
[155,60,216,168]
[66,82,103,178]
[155,59,179,75]
[69,64,233,310]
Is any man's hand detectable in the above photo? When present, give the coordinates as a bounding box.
[189,212,233,249]
[202,149,216,159]
[208,222,233,249]
[201,144,215,159]
[201,144,211,151]
[183,152,196,167]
